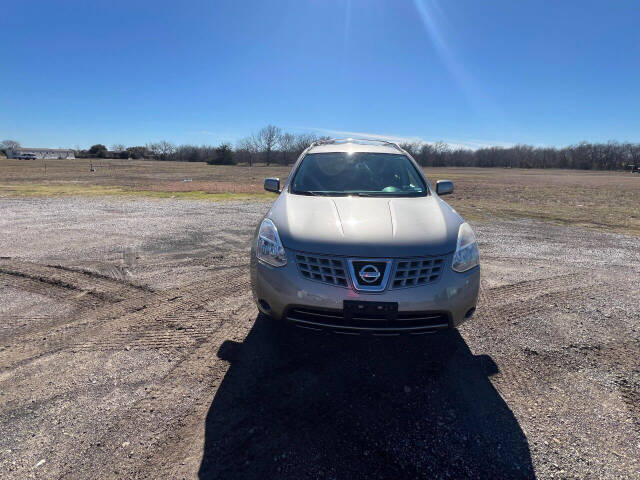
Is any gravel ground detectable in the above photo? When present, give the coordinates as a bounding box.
[0,197,638,479]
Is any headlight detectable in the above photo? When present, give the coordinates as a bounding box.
[256,218,287,267]
[452,222,479,272]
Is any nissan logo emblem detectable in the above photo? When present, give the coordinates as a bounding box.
[359,264,380,283]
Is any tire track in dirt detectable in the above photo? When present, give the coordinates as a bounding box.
[1,274,103,340]
[54,278,257,480]
[68,268,252,352]
[475,272,606,324]
[0,260,154,354]
[1,274,100,308]
[1,264,256,479]
[479,272,586,305]
[0,259,150,303]
[188,250,250,270]
[1,264,251,371]
[0,259,154,366]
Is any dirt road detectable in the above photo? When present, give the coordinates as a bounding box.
[1,197,639,479]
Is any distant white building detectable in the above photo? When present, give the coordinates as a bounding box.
[7,147,75,159]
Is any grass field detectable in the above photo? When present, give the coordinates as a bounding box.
[1,158,639,235]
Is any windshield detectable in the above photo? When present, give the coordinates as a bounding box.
[290,152,428,197]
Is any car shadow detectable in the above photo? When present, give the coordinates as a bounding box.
[199,315,535,479]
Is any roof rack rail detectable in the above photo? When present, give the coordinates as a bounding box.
[308,137,405,153]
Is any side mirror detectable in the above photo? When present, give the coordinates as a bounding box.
[264,177,281,193]
[436,180,454,196]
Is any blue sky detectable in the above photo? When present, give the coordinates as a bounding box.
[2,0,639,149]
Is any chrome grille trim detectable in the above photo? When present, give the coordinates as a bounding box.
[288,317,449,332]
[391,257,445,289]
[295,254,348,287]
[347,258,392,292]
[286,307,450,334]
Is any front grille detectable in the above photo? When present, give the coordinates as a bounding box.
[391,258,444,289]
[295,253,447,290]
[286,307,450,334]
[295,254,348,287]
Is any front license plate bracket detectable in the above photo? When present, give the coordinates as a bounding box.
[343,300,398,321]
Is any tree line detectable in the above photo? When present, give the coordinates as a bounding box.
[399,141,640,171]
[62,127,329,166]
[3,131,639,170]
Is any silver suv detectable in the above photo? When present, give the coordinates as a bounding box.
[250,139,479,334]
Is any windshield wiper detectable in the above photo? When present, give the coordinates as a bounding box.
[293,190,349,196]
[352,192,425,197]
[292,190,322,196]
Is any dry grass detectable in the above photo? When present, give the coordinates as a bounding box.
[428,167,640,235]
[1,158,639,235]
[0,183,274,202]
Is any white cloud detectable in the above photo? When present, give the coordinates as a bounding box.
[192,130,226,137]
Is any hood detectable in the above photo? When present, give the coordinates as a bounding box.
[268,192,463,257]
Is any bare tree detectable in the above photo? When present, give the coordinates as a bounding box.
[292,133,318,157]
[236,136,258,166]
[399,142,423,158]
[146,142,159,157]
[111,144,126,152]
[279,132,296,165]
[1,139,20,151]
[157,140,176,161]
[146,141,176,161]
[254,125,282,166]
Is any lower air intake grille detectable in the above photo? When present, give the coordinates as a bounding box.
[286,307,450,334]
[295,254,348,287]
[392,258,444,289]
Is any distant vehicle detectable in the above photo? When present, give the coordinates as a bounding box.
[16,153,37,160]
[250,138,480,335]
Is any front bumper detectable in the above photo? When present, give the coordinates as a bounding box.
[250,248,479,333]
